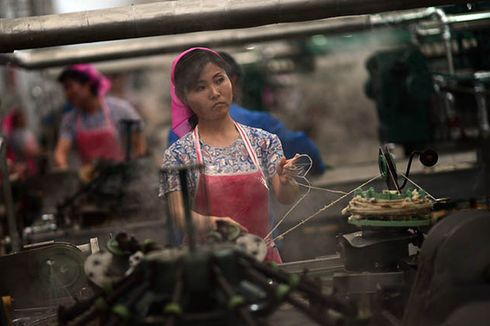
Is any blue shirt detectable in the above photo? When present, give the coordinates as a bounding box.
[167,103,326,175]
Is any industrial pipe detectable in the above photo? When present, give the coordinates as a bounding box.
[414,10,490,73]
[0,0,471,52]
[416,10,490,38]
[434,8,454,74]
[0,16,372,69]
[3,7,483,70]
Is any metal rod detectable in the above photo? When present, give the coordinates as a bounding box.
[0,16,371,69]
[106,282,150,326]
[474,82,490,137]
[3,7,489,69]
[241,259,328,325]
[240,255,357,316]
[285,294,329,326]
[433,8,455,74]
[212,265,257,326]
[165,263,184,326]
[418,10,490,32]
[0,0,470,52]
[0,137,21,252]
[415,10,490,40]
[178,169,196,252]
[120,120,137,162]
[70,271,142,325]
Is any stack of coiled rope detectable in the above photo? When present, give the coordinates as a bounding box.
[342,187,433,221]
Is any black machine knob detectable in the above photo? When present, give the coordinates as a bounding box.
[419,149,438,167]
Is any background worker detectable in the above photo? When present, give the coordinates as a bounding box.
[54,64,146,170]
[2,108,40,179]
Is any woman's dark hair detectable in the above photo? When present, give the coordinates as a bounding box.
[57,69,100,96]
[174,50,231,128]
[218,51,242,83]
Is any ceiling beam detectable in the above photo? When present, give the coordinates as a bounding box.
[0,0,470,52]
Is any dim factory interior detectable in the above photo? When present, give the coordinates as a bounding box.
[2,0,490,325]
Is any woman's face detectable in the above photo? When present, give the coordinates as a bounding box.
[184,62,233,122]
[62,79,92,109]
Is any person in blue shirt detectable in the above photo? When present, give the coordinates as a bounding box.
[167,51,326,176]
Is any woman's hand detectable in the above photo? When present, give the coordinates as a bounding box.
[209,216,248,233]
[167,191,248,233]
[277,154,301,185]
[79,164,96,183]
[272,154,301,204]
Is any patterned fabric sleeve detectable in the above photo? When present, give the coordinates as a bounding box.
[59,111,77,141]
[159,145,183,197]
[243,125,284,179]
[159,133,199,197]
[265,133,284,178]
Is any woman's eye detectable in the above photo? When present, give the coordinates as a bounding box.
[195,85,206,92]
[215,77,225,84]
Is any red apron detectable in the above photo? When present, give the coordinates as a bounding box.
[75,101,124,165]
[192,122,282,263]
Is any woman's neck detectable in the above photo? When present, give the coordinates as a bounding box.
[81,96,102,115]
[198,115,238,147]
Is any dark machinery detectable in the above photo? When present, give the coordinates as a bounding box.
[55,119,150,228]
[52,147,490,325]
[403,210,490,326]
[339,146,438,270]
[57,165,357,326]
[334,146,438,323]
[59,235,357,325]
[55,160,135,226]
[3,147,489,325]
[330,145,490,325]
[0,241,95,324]
[365,47,434,156]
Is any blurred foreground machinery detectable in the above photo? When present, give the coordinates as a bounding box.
[2,149,490,325]
[0,240,96,325]
[58,231,357,325]
[403,210,490,326]
[54,166,357,325]
[284,146,490,325]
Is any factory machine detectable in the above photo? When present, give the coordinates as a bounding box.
[1,146,489,325]
[0,133,170,249]
[2,2,490,325]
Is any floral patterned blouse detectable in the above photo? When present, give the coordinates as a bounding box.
[159,124,284,197]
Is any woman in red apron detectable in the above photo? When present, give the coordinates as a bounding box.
[54,64,125,169]
[2,109,40,178]
[75,101,123,164]
[161,48,299,263]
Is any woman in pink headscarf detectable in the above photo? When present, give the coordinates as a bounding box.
[54,64,146,170]
[2,108,40,178]
[160,48,300,263]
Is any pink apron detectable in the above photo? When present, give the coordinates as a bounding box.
[192,122,282,263]
[75,102,124,164]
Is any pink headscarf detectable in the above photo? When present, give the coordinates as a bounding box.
[66,64,111,97]
[1,109,16,138]
[170,47,221,138]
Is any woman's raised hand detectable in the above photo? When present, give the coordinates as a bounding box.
[277,153,301,184]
